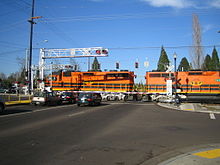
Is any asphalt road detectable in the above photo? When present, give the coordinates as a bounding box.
[0,102,219,165]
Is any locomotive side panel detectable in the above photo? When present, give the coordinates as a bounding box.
[81,71,134,92]
[146,72,174,94]
[177,71,220,94]
[146,71,220,95]
[46,71,82,91]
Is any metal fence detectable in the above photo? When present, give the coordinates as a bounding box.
[0,94,32,105]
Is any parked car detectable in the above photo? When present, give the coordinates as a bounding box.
[32,91,62,105]
[101,92,127,101]
[76,93,102,106]
[0,97,6,112]
[0,88,8,93]
[60,92,77,104]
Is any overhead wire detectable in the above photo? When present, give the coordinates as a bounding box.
[0,20,27,33]
[0,49,25,56]
[37,5,81,47]
[108,45,220,50]
[40,10,217,23]
[19,0,31,7]
[28,45,220,50]
[0,41,27,48]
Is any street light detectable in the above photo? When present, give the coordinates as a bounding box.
[173,52,178,104]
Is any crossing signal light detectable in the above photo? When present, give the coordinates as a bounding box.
[102,49,108,54]
[96,50,101,54]
[96,49,108,55]
[135,62,138,68]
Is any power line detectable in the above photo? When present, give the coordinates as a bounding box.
[0,41,27,48]
[29,45,220,51]
[0,49,25,56]
[0,20,26,33]
[39,11,217,23]
[108,45,220,50]
[19,0,31,7]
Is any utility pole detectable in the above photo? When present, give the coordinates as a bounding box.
[28,0,35,94]
[173,52,177,104]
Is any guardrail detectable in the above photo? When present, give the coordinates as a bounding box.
[0,94,32,105]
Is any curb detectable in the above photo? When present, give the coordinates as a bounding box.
[157,103,220,114]
[140,143,220,165]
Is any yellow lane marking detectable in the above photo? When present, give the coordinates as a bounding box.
[183,109,193,111]
[193,149,220,159]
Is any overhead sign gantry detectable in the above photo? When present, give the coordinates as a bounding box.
[38,47,108,80]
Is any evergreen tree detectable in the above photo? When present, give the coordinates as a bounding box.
[91,57,101,71]
[157,46,170,71]
[202,54,212,71]
[211,46,220,70]
[177,57,190,71]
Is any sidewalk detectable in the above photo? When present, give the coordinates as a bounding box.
[158,102,220,114]
[158,144,220,165]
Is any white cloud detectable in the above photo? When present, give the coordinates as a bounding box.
[209,0,220,8]
[203,24,214,33]
[141,0,194,8]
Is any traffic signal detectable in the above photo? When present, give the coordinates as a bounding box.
[135,62,138,68]
[116,62,119,69]
[74,65,78,70]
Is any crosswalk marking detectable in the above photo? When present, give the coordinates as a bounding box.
[209,113,216,120]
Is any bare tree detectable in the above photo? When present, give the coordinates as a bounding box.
[191,14,204,69]
[16,57,26,71]
[70,58,81,71]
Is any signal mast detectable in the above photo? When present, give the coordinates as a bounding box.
[38,47,108,80]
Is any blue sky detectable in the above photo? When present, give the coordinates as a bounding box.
[0,0,219,83]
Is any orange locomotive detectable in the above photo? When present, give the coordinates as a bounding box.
[46,70,135,92]
[146,71,220,95]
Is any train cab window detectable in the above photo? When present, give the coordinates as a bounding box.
[107,73,117,77]
[149,73,161,77]
[189,72,202,75]
[118,73,129,78]
[162,73,174,78]
[63,71,71,77]
[52,77,57,81]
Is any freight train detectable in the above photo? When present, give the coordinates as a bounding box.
[44,70,220,102]
[146,71,220,103]
[45,70,134,92]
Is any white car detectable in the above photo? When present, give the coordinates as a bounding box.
[101,93,127,101]
[32,91,62,105]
